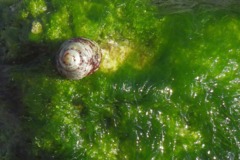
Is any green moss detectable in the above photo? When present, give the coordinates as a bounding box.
[25,0,47,17]
[1,0,239,159]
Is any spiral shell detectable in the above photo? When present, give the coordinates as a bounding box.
[56,38,102,80]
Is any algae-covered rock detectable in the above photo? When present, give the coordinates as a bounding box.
[0,0,239,159]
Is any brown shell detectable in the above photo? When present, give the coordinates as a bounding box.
[56,38,102,80]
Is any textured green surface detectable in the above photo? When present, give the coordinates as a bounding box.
[0,0,239,159]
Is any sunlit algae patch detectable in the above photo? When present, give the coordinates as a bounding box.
[0,0,239,159]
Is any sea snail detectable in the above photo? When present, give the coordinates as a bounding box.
[56,37,102,80]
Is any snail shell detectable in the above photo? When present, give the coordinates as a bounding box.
[56,38,102,80]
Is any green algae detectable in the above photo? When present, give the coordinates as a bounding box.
[0,0,240,159]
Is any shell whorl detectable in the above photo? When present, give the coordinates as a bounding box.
[56,38,101,80]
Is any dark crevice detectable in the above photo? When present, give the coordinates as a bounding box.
[0,65,32,159]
